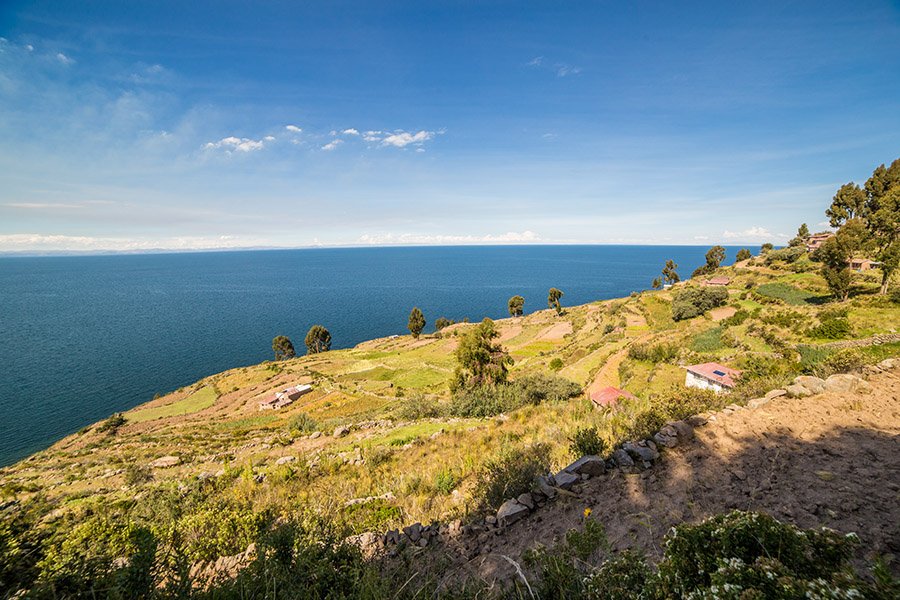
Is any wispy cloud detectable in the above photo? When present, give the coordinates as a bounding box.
[357,230,540,245]
[526,56,544,67]
[0,233,280,253]
[56,52,74,65]
[285,124,302,133]
[321,139,342,151]
[555,63,582,77]
[342,128,359,136]
[203,136,267,153]
[722,226,786,242]
[381,130,435,148]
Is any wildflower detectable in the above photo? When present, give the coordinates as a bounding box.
[583,507,592,519]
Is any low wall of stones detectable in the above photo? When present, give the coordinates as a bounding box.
[798,333,900,351]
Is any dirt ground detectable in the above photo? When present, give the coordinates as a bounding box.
[448,367,900,580]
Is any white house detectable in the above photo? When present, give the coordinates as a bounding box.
[685,362,741,394]
[258,384,313,410]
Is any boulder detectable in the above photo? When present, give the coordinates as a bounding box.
[825,374,872,394]
[516,492,535,510]
[623,441,659,463]
[497,498,530,526]
[554,471,579,490]
[878,358,896,370]
[150,455,181,469]
[275,456,296,465]
[654,425,679,448]
[612,449,634,470]
[403,522,423,543]
[793,376,826,395]
[747,397,769,409]
[786,384,812,398]
[309,431,323,439]
[535,475,557,499]
[333,426,350,438]
[563,455,606,477]
[765,388,787,400]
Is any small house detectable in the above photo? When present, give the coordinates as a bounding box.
[685,362,741,394]
[590,386,637,409]
[805,233,833,253]
[703,276,731,286]
[258,384,313,411]
[848,258,880,272]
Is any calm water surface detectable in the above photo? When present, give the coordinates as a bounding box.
[0,245,744,466]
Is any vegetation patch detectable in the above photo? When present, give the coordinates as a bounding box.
[755,282,816,305]
[127,386,219,423]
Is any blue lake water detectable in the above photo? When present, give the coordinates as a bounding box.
[0,245,746,466]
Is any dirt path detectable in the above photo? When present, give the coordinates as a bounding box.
[462,367,900,580]
[585,347,628,394]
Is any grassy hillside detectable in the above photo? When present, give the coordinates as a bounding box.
[1,254,899,596]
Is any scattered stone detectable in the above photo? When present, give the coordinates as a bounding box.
[878,358,896,370]
[612,449,634,470]
[623,441,659,463]
[403,522,423,543]
[554,470,579,490]
[765,388,787,400]
[485,515,497,525]
[786,384,812,398]
[794,376,826,394]
[536,475,558,499]
[150,455,181,469]
[516,492,535,510]
[747,397,769,409]
[563,455,606,477]
[309,431,323,439]
[497,498,530,526]
[275,456,296,465]
[333,426,350,438]
[824,374,870,394]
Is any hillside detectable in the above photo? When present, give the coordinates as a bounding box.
[2,253,899,596]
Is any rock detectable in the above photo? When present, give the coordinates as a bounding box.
[824,374,869,394]
[623,441,659,463]
[417,537,429,547]
[563,455,606,477]
[333,426,350,438]
[786,384,812,398]
[793,376,826,394]
[536,475,557,499]
[765,388,787,400]
[654,426,679,448]
[150,455,180,469]
[275,456,296,465]
[497,498,530,526]
[554,471,579,490]
[516,492,535,510]
[346,532,380,556]
[403,522,423,543]
[612,449,634,470]
[878,358,896,370]
[309,431,323,439]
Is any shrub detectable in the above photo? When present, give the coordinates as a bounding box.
[288,412,319,434]
[690,326,725,353]
[807,317,852,339]
[448,374,580,417]
[583,550,652,600]
[549,357,564,371]
[393,393,444,420]
[818,347,866,376]
[603,323,616,334]
[722,309,749,326]
[340,499,402,534]
[524,519,609,599]
[762,245,805,265]
[755,282,816,305]
[473,443,550,511]
[569,426,606,458]
[671,287,728,321]
[627,342,678,362]
[891,287,900,304]
[434,468,460,494]
[97,413,127,434]
[123,464,152,487]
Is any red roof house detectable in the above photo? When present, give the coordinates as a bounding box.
[685,362,741,393]
[590,386,637,409]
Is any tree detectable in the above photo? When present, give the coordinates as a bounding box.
[547,288,564,314]
[272,335,295,360]
[735,248,752,262]
[662,260,680,285]
[304,325,331,354]
[651,276,662,290]
[507,295,525,317]
[693,246,726,277]
[452,318,513,390]
[826,183,868,227]
[789,223,811,247]
[434,317,453,331]
[760,243,774,254]
[868,186,900,293]
[815,235,853,301]
[407,307,426,338]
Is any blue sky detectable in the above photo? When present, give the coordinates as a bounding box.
[1,0,899,252]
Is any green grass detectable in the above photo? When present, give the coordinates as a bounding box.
[755,282,817,305]
[690,326,725,353]
[127,386,219,423]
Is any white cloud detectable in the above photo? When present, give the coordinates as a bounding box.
[204,136,267,153]
[342,128,360,136]
[555,63,582,77]
[264,135,275,141]
[381,130,435,148]
[56,52,74,65]
[527,56,544,67]
[321,139,343,151]
[25,44,34,52]
[285,125,302,133]
[357,231,541,245]
[0,233,271,253]
[722,226,787,242]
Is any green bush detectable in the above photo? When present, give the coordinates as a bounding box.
[524,519,609,599]
[97,413,127,434]
[549,357,564,371]
[755,282,815,305]
[448,374,581,417]
[762,245,806,265]
[807,317,852,339]
[671,287,728,321]
[288,412,319,434]
[583,550,652,600]
[393,393,445,420]
[123,464,152,487]
[690,326,725,353]
[818,347,866,376]
[627,342,678,362]
[434,468,460,494]
[473,443,550,511]
[721,309,749,326]
[569,426,606,457]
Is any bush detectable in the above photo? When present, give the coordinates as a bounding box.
[690,326,725,353]
[807,317,852,339]
[434,468,460,494]
[288,412,319,434]
[755,282,816,305]
[123,464,152,487]
[549,357,564,371]
[818,347,866,376]
[891,287,900,304]
[473,443,550,511]
[627,342,678,362]
[448,374,581,417]
[762,245,805,265]
[722,309,749,326]
[583,550,652,600]
[523,519,609,598]
[671,287,728,321]
[393,393,445,420]
[569,426,606,458]
[97,413,127,434]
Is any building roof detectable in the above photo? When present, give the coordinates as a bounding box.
[686,362,742,389]
[590,386,637,407]
[704,276,731,286]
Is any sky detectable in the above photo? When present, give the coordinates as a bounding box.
[1,0,899,253]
